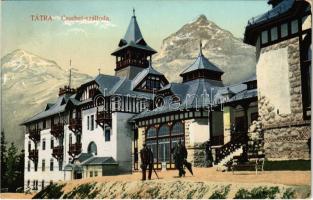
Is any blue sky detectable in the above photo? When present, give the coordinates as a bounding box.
[1,0,270,75]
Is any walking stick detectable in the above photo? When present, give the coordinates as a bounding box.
[152,166,159,179]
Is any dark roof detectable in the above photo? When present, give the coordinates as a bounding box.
[227,88,257,103]
[111,13,156,55]
[244,0,296,45]
[82,157,117,166]
[77,153,93,163]
[124,14,143,43]
[246,0,295,27]
[95,74,152,98]
[132,64,165,90]
[22,94,73,124]
[131,78,224,120]
[180,52,224,76]
[243,75,257,84]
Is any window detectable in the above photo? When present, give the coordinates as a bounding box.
[90,171,93,177]
[69,134,72,145]
[87,116,90,130]
[261,30,268,44]
[27,180,30,187]
[43,120,46,129]
[158,124,170,137]
[59,160,63,171]
[158,138,170,162]
[51,138,54,149]
[50,159,54,171]
[42,159,45,172]
[291,19,298,34]
[34,162,38,172]
[171,122,184,136]
[301,34,311,119]
[42,139,46,150]
[28,141,31,152]
[281,23,288,38]
[91,115,94,131]
[28,160,31,171]
[105,128,111,141]
[50,180,53,185]
[270,27,278,41]
[146,127,157,138]
[87,142,97,155]
[94,171,98,177]
[42,180,45,189]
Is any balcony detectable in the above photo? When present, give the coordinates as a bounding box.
[52,146,63,160]
[28,128,41,142]
[116,59,149,69]
[28,149,38,161]
[59,85,76,96]
[50,123,64,138]
[96,110,112,128]
[68,118,82,134]
[68,143,82,157]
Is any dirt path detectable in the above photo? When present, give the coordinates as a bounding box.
[1,193,34,199]
[61,167,310,193]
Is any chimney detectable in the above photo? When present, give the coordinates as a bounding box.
[268,0,284,8]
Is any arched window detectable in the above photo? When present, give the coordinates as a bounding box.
[88,142,97,155]
[171,122,184,135]
[158,124,170,137]
[146,127,157,138]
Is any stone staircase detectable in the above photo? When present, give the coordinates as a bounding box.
[215,146,243,171]
[214,134,248,171]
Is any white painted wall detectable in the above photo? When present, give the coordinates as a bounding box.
[81,108,115,158]
[257,47,291,114]
[188,118,210,145]
[112,112,135,172]
[24,129,66,191]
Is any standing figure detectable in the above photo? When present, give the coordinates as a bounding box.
[205,140,213,167]
[172,140,186,177]
[182,142,193,175]
[140,143,154,181]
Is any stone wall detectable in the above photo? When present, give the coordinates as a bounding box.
[185,120,207,167]
[257,37,311,160]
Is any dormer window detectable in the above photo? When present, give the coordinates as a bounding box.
[171,95,180,104]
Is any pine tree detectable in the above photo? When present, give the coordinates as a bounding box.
[6,142,18,192]
[1,130,7,190]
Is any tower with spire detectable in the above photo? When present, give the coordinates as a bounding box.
[111,9,157,80]
[180,40,224,83]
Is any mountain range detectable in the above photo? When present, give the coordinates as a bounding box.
[154,15,256,85]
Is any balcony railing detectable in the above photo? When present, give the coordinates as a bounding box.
[68,143,82,157]
[68,118,82,134]
[52,146,63,160]
[215,133,248,164]
[28,149,38,161]
[59,86,76,96]
[28,128,41,142]
[96,110,112,128]
[116,59,149,69]
[50,123,64,138]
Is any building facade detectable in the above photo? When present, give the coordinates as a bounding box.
[23,2,312,192]
[244,0,311,160]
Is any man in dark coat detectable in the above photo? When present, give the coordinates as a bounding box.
[205,140,213,167]
[140,143,154,180]
[182,142,193,175]
[172,140,185,177]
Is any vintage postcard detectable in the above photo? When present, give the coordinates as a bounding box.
[0,0,311,199]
